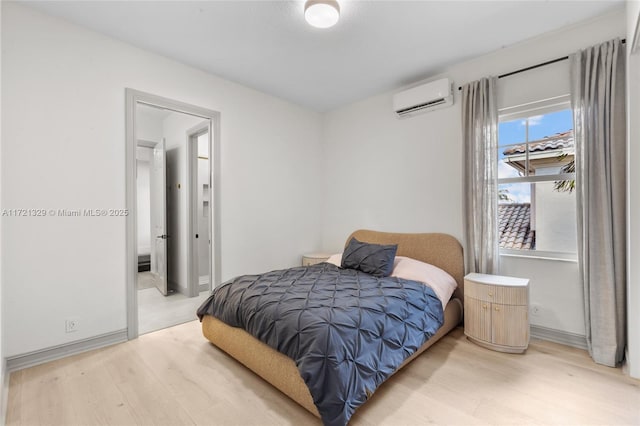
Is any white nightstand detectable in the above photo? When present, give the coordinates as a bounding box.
[302,253,332,266]
[464,273,530,354]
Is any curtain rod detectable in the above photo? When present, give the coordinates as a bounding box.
[457,38,626,91]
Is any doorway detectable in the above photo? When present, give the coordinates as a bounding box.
[126,89,221,339]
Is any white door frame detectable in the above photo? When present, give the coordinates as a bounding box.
[125,88,221,340]
[186,122,211,298]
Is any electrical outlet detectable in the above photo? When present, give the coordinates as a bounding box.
[531,304,541,316]
[65,317,79,333]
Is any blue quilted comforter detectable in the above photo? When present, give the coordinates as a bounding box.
[197,262,444,426]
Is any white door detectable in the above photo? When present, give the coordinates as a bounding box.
[150,138,168,296]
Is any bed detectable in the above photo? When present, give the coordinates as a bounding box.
[198,230,464,425]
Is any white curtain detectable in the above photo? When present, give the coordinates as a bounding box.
[571,38,626,367]
[461,77,499,274]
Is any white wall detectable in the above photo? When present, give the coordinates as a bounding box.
[500,256,584,334]
[137,107,164,144]
[321,9,625,338]
[626,0,640,379]
[0,0,4,418]
[1,3,323,357]
[534,180,578,254]
[322,94,463,248]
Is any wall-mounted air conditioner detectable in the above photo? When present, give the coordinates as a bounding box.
[393,78,454,118]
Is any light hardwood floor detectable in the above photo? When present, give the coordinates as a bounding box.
[6,322,640,426]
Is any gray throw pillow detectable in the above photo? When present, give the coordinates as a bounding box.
[341,237,398,277]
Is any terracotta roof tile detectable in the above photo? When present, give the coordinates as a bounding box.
[498,203,535,250]
[503,130,573,156]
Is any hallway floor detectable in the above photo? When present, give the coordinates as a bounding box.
[138,281,210,335]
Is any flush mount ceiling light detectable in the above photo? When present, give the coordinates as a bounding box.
[304,0,340,29]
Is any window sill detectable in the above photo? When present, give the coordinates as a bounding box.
[499,250,578,263]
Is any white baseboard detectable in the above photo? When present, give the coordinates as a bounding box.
[622,346,630,376]
[530,325,588,350]
[5,329,127,372]
[199,276,210,293]
[172,281,189,296]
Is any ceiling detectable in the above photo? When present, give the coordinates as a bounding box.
[24,1,623,112]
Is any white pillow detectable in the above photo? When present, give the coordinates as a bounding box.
[391,256,458,309]
[325,253,342,267]
[325,253,456,308]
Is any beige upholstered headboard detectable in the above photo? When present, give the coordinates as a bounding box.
[346,230,465,301]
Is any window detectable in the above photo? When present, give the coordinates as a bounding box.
[498,99,577,259]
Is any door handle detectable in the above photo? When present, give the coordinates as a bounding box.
[156,234,169,239]
[196,234,199,239]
